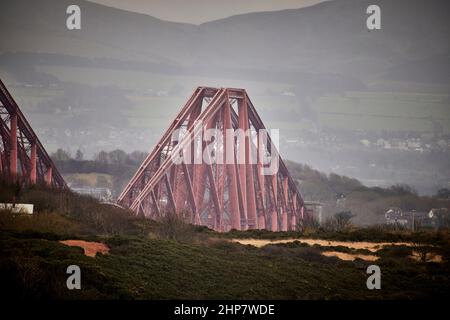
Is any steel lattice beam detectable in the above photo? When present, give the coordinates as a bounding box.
[0,79,66,188]
[118,87,306,231]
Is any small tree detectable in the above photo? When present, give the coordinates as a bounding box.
[334,211,354,230]
[52,148,71,161]
[75,149,84,161]
[412,243,436,263]
[296,216,320,233]
[96,151,109,164]
[323,211,354,232]
[108,149,127,166]
[435,188,450,199]
[156,213,194,242]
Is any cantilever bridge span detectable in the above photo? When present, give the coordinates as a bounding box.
[118,87,306,232]
[0,79,65,188]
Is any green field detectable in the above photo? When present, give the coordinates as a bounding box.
[3,64,450,134]
[2,229,448,299]
[315,91,450,132]
[35,65,291,93]
[0,182,449,299]
[64,173,114,188]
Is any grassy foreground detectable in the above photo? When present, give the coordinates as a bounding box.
[0,182,449,299]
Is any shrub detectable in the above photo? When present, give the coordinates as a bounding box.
[322,211,354,232]
[296,216,320,234]
[0,179,138,236]
[155,213,196,242]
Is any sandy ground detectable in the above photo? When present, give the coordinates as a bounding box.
[58,238,443,263]
[231,238,443,262]
[60,240,110,257]
[410,251,443,263]
[231,238,416,252]
[321,251,379,261]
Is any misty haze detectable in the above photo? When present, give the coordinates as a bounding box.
[1,0,449,199]
[1,0,450,304]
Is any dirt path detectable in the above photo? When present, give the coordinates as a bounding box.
[231,238,416,252]
[60,240,110,257]
[321,251,379,261]
[231,238,446,262]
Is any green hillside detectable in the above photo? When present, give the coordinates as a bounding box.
[0,180,449,299]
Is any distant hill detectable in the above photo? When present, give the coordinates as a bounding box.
[1,0,449,84]
[384,54,450,84]
[1,0,449,198]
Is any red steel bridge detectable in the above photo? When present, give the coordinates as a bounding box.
[118,87,306,232]
[0,79,65,188]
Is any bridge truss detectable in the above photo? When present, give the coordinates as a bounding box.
[118,87,306,231]
[0,79,65,188]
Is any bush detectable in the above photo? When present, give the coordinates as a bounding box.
[155,213,196,242]
[0,179,138,236]
[296,216,320,234]
[322,211,354,232]
[0,210,82,235]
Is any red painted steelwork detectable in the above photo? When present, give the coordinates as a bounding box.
[117,87,306,231]
[0,79,66,188]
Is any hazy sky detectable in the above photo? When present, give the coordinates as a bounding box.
[88,0,328,24]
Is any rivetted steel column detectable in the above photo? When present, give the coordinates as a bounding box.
[46,166,52,186]
[237,97,248,230]
[281,176,288,231]
[30,142,37,184]
[10,113,17,180]
[224,95,241,230]
[291,194,298,231]
[271,175,278,231]
[256,130,266,230]
[243,94,257,229]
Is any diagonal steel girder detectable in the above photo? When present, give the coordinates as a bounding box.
[118,87,306,232]
[0,78,66,188]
